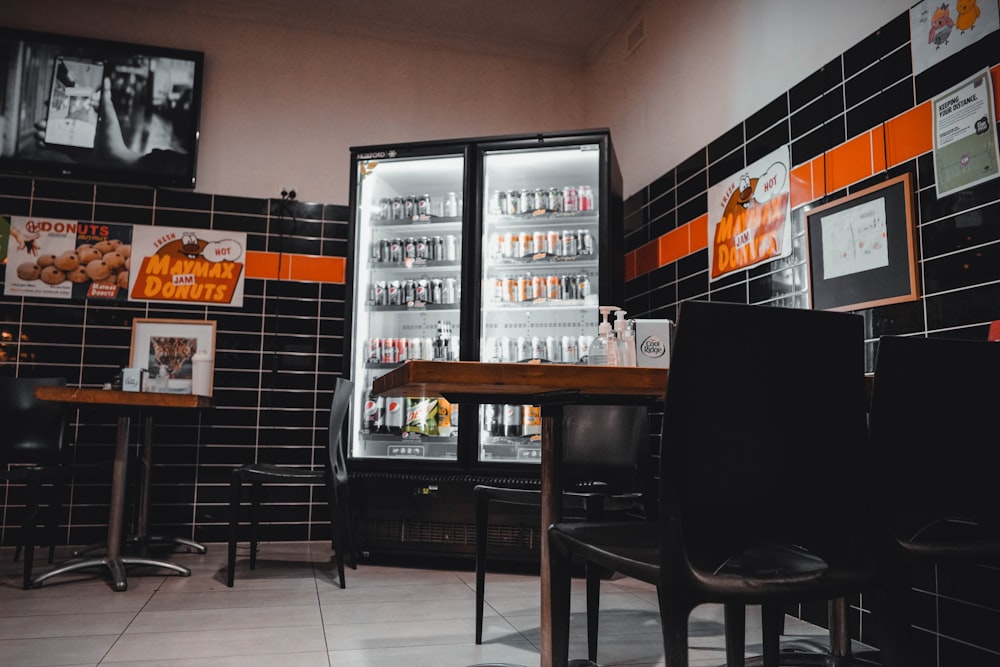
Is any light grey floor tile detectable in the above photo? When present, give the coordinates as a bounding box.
[125,604,322,633]
[329,639,541,667]
[101,654,331,667]
[0,611,135,640]
[0,634,118,667]
[104,625,327,662]
[141,587,319,611]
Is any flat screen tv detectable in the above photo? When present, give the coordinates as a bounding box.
[0,27,204,189]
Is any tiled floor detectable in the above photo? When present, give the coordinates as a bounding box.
[0,541,827,667]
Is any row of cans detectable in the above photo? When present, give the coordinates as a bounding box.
[370,277,460,307]
[488,228,593,260]
[370,235,459,264]
[481,404,541,439]
[375,193,462,221]
[491,273,591,303]
[489,185,594,216]
[367,335,460,365]
[364,395,460,436]
[484,334,593,364]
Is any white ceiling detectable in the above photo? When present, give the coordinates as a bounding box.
[119,0,645,65]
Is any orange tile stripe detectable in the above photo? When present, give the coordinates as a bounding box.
[625,62,1000,279]
[245,250,346,283]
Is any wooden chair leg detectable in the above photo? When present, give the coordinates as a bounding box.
[226,471,242,587]
[249,481,262,571]
[474,491,490,645]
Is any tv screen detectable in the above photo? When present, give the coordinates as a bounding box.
[0,27,203,189]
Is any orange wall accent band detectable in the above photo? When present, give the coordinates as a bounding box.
[245,250,345,284]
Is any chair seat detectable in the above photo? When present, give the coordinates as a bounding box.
[235,463,325,482]
[549,521,661,583]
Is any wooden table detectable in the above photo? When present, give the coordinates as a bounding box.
[373,360,668,667]
[32,387,212,591]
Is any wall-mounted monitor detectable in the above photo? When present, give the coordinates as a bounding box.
[0,27,204,189]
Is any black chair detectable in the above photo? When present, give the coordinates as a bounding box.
[474,404,650,661]
[547,300,901,667]
[866,335,1000,663]
[0,376,91,590]
[227,377,357,588]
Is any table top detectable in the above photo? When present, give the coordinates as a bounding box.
[35,386,213,409]
[372,360,668,401]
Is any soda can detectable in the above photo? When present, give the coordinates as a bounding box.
[430,278,443,304]
[547,230,561,256]
[516,336,531,361]
[578,229,594,255]
[443,277,457,304]
[579,334,593,361]
[532,230,545,255]
[518,233,532,258]
[519,189,534,213]
[497,232,510,259]
[443,192,459,217]
[374,280,388,306]
[484,336,501,362]
[417,194,432,218]
[577,273,591,298]
[389,238,402,263]
[379,238,391,263]
[391,197,404,220]
[388,280,402,306]
[531,274,545,301]
[489,191,502,216]
[549,187,563,212]
[369,239,381,263]
[522,404,541,436]
[379,198,392,221]
[364,393,384,433]
[403,196,416,219]
[423,337,434,360]
[501,276,514,302]
[403,278,416,304]
[578,185,594,211]
[546,274,561,300]
[531,336,546,359]
[396,337,409,362]
[444,235,458,261]
[561,335,579,364]
[507,190,521,215]
[405,397,438,435]
[404,237,417,260]
[561,274,578,300]
[503,404,523,437]
[416,278,430,303]
[382,337,398,364]
[416,236,430,260]
[384,397,404,433]
[367,338,381,364]
[545,335,561,362]
[534,188,549,212]
[515,274,528,302]
[499,336,514,362]
[562,230,578,256]
[563,186,579,212]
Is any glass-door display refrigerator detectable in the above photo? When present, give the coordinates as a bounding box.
[344,130,622,558]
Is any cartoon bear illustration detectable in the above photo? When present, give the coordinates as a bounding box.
[929,3,954,47]
[956,0,981,32]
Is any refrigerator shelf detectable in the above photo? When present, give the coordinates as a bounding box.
[372,216,462,227]
[484,299,598,310]
[485,211,599,225]
[488,255,599,268]
[367,260,461,271]
[366,303,460,313]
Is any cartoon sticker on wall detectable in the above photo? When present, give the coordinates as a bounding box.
[707,145,792,281]
[128,225,247,307]
[910,0,999,75]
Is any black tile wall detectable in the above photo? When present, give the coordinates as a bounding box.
[624,9,1000,665]
[0,176,349,549]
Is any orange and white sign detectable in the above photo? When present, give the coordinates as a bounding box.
[128,225,246,306]
[708,145,791,281]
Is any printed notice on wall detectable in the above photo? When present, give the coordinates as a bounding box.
[819,197,889,280]
[910,0,999,75]
[707,145,792,281]
[932,68,1000,199]
[2,216,133,301]
[128,225,247,307]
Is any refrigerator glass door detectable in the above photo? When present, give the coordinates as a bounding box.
[351,153,464,461]
[478,144,601,464]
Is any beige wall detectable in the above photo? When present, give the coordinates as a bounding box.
[5,0,916,203]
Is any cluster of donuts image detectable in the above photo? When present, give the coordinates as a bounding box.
[16,239,131,289]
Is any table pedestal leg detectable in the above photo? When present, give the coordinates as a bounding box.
[540,403,565,667]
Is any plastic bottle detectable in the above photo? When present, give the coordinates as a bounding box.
[613,309,637,367]
[588,306,616,366]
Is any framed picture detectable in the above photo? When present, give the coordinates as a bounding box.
[805,173,919,312]
[129,318,216,393]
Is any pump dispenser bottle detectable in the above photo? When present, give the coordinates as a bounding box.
[588,306,616,365]
[613,309,637,366]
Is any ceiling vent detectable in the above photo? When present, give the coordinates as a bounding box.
[626,15,645,56]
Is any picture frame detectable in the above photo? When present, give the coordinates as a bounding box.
[129,318,216,394]
[805,173,919,312]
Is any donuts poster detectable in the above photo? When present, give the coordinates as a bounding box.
[2,216,132,301]
[128,225,246,307]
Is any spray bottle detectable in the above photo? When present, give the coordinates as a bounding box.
[613,309,637,366]
[587,306,616,366]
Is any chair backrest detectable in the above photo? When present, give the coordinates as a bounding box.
[325,377,355,488]
[658,301,870,575]
[869,335,1000,549]
[561,404,649,493]
[0,376,69,466]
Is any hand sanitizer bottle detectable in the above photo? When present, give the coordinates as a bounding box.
[588,306,615,366]
[613,309,637,366]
